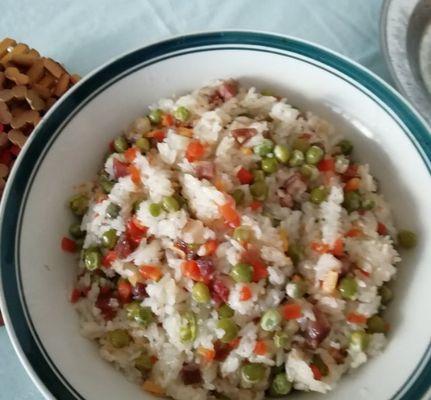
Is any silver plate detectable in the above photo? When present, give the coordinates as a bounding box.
[381,0,431,125]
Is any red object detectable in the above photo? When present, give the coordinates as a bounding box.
[236,167,254,184]
[124,147,138,163]
[239,285,252,301]
[198,347,216,362]
[310,364,322,381]
[346,312,367,324]
[331,238,344,257]
[102,250,117,267]
[317,158,335,172]
[249,200,262,211]
[0,148,12,166]
[345,177,361,192]
[126,218,148,245]
[196,258,214,283]
[311,242,330,253]
[195,161,215,180]
[346,228,362,238]
[95,291,117,320]
[186,140,205,162]
[128,164,141,185]
[217,80,238,100]
[214,341,232,361]
[117,280,132,303]
[254,340,267,355]
[229,337,240,349]
[358,268,371,277]
[140,265,162,281]
[161,113,174,127]
[180,363,202,385]
[343,164,359,179]
[231,128,257,145]
[283,303,302,320]
[61,237,77,253]
[113,158,130,178]
[132,282,148,300]
[377,222,387,236]
[219,203,241,228]
[243,249,268,282]
[152,130,166,142]
[211,278,230,302]
[70,288,81,303]
[181,260,203,281]
[114,235,132,259]
[10,145,21,157]
[204,239,218,256]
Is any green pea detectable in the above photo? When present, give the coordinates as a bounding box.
[367,315,386,333]
[180,311,198,343]
[99,174,114,194]
[231,189,245,206]
[217,318,239,343]
[136,137,150,153]
[233,226,252,242]
[310,186,328,204]
[343,191,361,212]
[274,144,290,163]
[260,309,282,332]
[106,329,131,348]
[149,109,163,124]
[69,193,89,216]
[380,285,393,305]
[269,373,292,396]
[250,181,268,201]
[83,249,101,271]
[339,277,358,300]
[106,203,121,218]
[273,331,290,349]
[241,363,265,384]
[113,136,129,153]
[305,145,324,165]
[288,149,304,167]
[261,157,278,174]
[69,222,85,239]
[311,354,329,377]
[397,230,417,249]
[287,243,302,265]
[261,89,274,96]
[149,203,162,217]
[338,139,353,155]
[192,282,211,303]
[292,137,310,152]
[252,170,266,182]
[101,229,118,249]
[286,280,306,299]
[361,196,375,211]
[230,263,253,283]
[174,106,190,122]
[218,304,234,318]
[134,352,153,372]
[162,196,180,212]
[300,164,319,180]
[253,139,274,157]
[350,331,370,352]
[126,303,153,326]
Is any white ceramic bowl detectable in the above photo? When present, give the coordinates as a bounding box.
[1,32,430,400]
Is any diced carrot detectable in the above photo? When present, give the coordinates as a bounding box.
[254,340,267,355]
[213,177,225,191]
[142,380,165,396]
[250,200,262,211]
[204,239,218,256]
[377,222,387,236]
[70,288,81,303]
[236,167,254,184]
[346,228,363,238]
[61,237,77,253]
[310,364,322,381]
[140,265,162,281]
[331,238,344,257]
[181,260,203,281]
[124,147,138,163]
[128,164,141,185]
[346,312,367,324]
[219,202,241,228]
[239,285,252,301]
[197,347,216,362]
[311,241,330,253]
[282,303,302,320]
[345,177,361,192]
[317,158,335,172]
[117,279,132,303]
[102,250,117,267]
[251,259,268,282]
[161,113,174,127]
[186,140,205,162]
[146,129,166,142]
[229,337,240,349]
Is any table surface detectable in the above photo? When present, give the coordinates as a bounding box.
[0,0,388,398]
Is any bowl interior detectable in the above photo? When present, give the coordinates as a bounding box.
[5,41,431,399]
